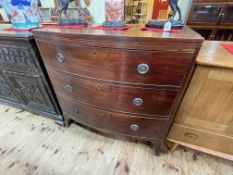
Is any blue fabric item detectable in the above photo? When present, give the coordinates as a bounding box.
[11,0,31,6]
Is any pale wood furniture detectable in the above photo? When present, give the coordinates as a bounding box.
[168,41,233,161]
[1,103,233,175]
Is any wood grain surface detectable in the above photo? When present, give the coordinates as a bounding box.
[48,69,179,117]
[33,25,203,154]
[168,65,233,161]
[197,41,233,69]
[0,104,233,175]
[36,40,194,87]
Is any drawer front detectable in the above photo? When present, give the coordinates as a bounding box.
[37,41,194,86]
[49,70,178,117]
[60,96,168,139]
[168,124,233,156]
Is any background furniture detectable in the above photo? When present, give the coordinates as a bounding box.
[33,25,203,154]
[168,41,233,161]
[0,24,62,122]
[187,0,233,41]
[125,0,148,23]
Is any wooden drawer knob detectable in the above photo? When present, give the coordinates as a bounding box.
[130,124,139,131]
[137,64,149,74]
[56,53,65,62]
[73,109,80,114]
[132,98,143,106]
[184,132,198,140]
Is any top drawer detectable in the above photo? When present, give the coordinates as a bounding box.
[37,41,195,87]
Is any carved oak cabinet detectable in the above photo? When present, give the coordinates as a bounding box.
[33,26,203,154]
[0,25,62,121]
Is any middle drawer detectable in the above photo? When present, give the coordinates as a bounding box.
[48,69,178,117]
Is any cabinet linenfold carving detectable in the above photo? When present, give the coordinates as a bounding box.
[33,25,203,154]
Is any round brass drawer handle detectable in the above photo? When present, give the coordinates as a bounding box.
[137,64,149,74]
[73,109,80,114]
[64,84,73,92]
[130,124,139,131]
[57,53,65,62]
[133,98,143,106]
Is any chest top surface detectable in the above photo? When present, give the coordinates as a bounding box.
[33,25,204,45]
[0,24,33,39]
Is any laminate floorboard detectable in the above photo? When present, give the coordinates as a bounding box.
[0,104,232,175]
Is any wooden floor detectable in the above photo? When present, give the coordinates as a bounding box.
[0,104,233,175]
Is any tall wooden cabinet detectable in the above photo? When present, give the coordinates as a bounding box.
[0,25,62,121]
[187,0,233,41]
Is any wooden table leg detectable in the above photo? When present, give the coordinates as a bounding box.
[166,140,179,152]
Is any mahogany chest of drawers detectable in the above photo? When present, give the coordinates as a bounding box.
[33,26,203,154]
[0,25,62,121]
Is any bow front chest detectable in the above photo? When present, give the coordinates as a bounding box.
[33,26,203,154]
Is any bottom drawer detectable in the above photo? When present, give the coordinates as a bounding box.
[59,96,168,140]
[168,124,233,156]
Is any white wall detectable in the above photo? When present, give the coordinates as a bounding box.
[0,8,8,21]
[178,0,192,22]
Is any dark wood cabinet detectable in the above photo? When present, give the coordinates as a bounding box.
[33,25,203,154]
[188,4,222,25]
[0,25,62,121]
[187,0,233,41]
[221,4,233,25]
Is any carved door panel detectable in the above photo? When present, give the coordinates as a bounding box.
[3,71,55,113]
[0,42,39,74]
[220,4,233,25]
[0,73,19,103]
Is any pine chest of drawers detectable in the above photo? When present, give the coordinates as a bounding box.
[33,26,203,154]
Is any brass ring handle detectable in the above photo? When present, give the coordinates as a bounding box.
[64,84,73,92]
[133,98,143,106]
[57,53,65,62]
[130,124,139,131]
[137,64,149,74]
[73,109,80,114]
